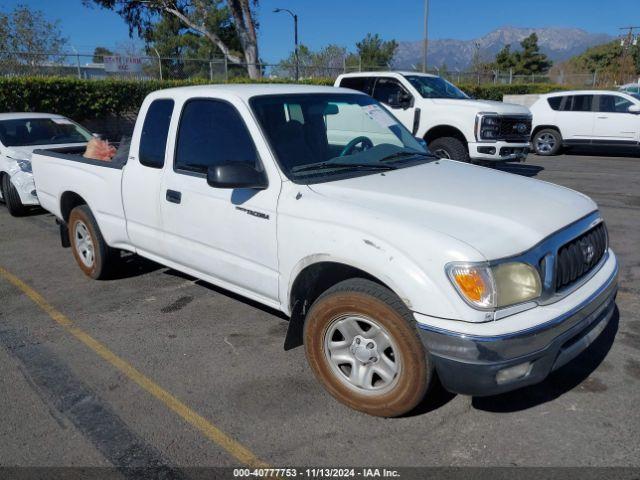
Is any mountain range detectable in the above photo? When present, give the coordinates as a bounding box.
[393,27,613,70]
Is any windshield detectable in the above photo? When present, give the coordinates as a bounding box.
[404,75,469,99]
[0,117,92,147]
[250,93,432,184]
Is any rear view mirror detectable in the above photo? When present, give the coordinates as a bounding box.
[628,104,640,114]
[207,163,268,189]
[324,104,339,115]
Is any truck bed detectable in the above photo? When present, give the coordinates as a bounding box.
[31,147,131,250]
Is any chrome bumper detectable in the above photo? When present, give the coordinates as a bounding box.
[417,262,618,396]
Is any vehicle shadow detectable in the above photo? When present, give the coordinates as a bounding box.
[17,206,49,217]
[106,252,164,280]
[492,162,545,177]
[472,306,619,413]
[163,268,289,320]
[403,376,457,417]
[564,146,640,158]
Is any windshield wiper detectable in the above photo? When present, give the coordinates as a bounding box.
[292,162,397,173]
[379,150,435,163]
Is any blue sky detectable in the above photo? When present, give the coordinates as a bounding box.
[3,0,631,61]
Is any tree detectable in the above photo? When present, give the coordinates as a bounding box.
[277,44,347,78]
[92,46,113,62]
[356,33,398,69]
[84,0,261,78]
[0,4,67,66]
[495,44,516,71]
[489,34,552,75]
[515,33,552,75]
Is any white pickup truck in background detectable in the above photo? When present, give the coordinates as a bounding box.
[335,71,532,163]
[32,84,618,417]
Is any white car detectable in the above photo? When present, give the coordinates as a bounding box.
[0,113,92,216]
[335,71,532,163]
[31,85,618,417]
[530,90,640,156]
[619,82,640,95]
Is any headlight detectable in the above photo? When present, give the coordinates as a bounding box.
[477,114,501,141]
[16,159,32,173]
[447,262,541,310]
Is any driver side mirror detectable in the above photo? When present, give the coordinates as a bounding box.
[628,104,640,114]
[388,91,413,110]
[206,163,268,189]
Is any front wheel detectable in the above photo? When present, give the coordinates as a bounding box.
[1,174,28,216]
[304,278,432,417]
[532,128,562,156]
[68,205,117,279]
[428,137,470,162]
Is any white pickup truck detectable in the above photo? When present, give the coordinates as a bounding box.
[32,84,618,417]
[335,72,532,163]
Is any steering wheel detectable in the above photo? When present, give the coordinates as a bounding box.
[340,136,374,157]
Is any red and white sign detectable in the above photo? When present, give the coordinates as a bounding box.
[104,55,143,73]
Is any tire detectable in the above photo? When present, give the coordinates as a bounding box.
[304,278,432,417]
[1,174,27,216]
[68,205,117,279]
[532,128,562,156]
[428,136,470,162]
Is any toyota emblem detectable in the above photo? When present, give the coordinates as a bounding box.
[581,241,595,263]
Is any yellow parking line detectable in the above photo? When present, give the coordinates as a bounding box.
[0,266,269,468]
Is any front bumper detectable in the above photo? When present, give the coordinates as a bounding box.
[469,141,530,162]
[417,259,618,396]
[8,171,39,206]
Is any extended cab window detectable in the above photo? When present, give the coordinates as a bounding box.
[175,99,259,175]
[597,95,634,113]
[339,77,373,95]
[139,99,174,168]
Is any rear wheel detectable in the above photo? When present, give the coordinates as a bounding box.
[68,205,117,279]
[428,137,470,162]
[1,174,27,216]
[304,278,432,417]
[533,128,562,156]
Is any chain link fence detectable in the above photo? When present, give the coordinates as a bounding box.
[1,50,637,87]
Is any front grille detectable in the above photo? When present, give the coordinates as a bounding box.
[498,116,532,142]
[555,222,607,291]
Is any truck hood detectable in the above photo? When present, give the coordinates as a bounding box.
[308,160,597,260]
[429,98,531,115]
[3,143,87,161]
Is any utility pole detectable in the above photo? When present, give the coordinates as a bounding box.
[422,0,429,72]
[274,8,299,81]
[152,47,163,81]
[619,26,640,85]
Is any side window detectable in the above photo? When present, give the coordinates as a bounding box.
[597,95,633,113]
[339,77,373,95]
[139,99,174,168]
[547,96,562,111]
[372,78,408,105]
[175,99,259,175]
[569,95,593,112]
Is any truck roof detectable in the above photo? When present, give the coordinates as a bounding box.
[0,112,67,121]
[337,71,439,79]
[147,83,362,101]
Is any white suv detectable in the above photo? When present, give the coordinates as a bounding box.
[530,90,640,156]
[335,71,532,163]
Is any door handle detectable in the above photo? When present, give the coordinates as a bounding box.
[166,189,182,204]
[597,116,608,119]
